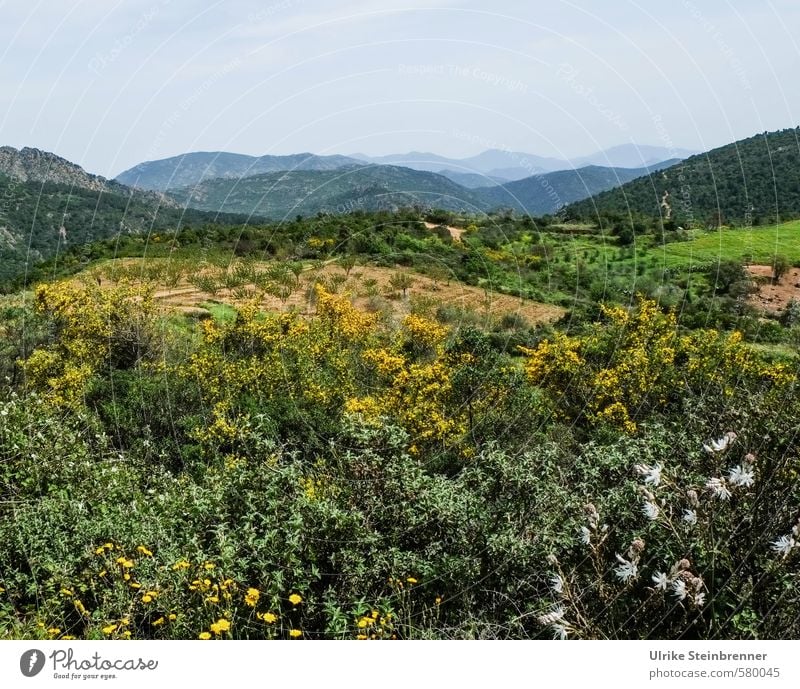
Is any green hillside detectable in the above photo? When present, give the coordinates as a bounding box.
[567,127,800,226]
[0,173,245,284]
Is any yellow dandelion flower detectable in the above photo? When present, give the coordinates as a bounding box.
[259,612,277,624]
[60,588,73,597]
[122,631,131,639]
[123,573,131,581]
[95,546,105,555]
[136,546,153,557]
[130,582,142,589]
[172,560,191,571]
[120,618,130,626]
[406,577,418,584]
[244,588,260,607]
[371,610,379,619]
[153,617,165,627]
[289,629,302,638]
[205,595,219,604]
[203,563,215,571]
[74,600,87,616]
[435,596,442,606]
[168,614,177,621]
[62,636,76,640]
[103,542,114,550]
[102,625,118,635]
[141,595,153,604]
[198,632,212,640]
[47,627,61,636]
[288,593,302,606]
[209,618,231,635]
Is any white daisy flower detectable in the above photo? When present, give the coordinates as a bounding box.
[682,509,698,526]
[537,606,565,626]
[771,535,796,557]
[703,431,737,454]
[651,571,669,591]
[614,554,639,583]
[706,477,732,501]
[728,464,755,488]
[672,579,688,601]
[643,501,660,521]
[635,463,663,487]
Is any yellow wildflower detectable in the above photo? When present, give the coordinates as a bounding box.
[289,629,302,638]
[60,588,73,597]
[199,632,212,640]
[47,627,61,636]
[142,595,154,604]
[210,618,231,635]
[172,560,191,571]
[153,617,165,627]
[244,588,260,607]
[168,614,177,621]
[288,593,302,606]
[406,577,418,584]
[102,625,118,635]
[205,595,220,604]
[259,612,278,624]
[136,546,153,557]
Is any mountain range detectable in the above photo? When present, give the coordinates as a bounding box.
[164,161,674,218]
[115,143,693,191]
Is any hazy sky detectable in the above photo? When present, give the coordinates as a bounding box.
[1,0,798,177]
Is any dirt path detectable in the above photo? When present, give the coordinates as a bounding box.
[424,222,465,242]
[747,264,800,313]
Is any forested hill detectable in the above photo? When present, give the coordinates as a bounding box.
[0,172,242,285]
[565,127,800,226]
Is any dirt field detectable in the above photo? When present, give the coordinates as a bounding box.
[747,264,800,314]
[89,259,566,327]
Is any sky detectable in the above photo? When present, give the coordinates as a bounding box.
[1,0,798,177]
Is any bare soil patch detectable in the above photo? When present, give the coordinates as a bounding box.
[747,265,800,314]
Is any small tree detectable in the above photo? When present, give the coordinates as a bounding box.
[389,272,415,298]
[772,255,791,284]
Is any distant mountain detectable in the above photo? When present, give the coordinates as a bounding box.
[565,128,800,226]
[572,144,698,169]
[166,165,486,218]
[165,160,676,219]
[351,149,564,180]
[0,147,238,284]
[436,170,507,188]
[116,152,366,191]
[475,162,679,215]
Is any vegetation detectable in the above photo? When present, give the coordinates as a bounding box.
[567,127,800,227]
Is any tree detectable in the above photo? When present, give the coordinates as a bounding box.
[772,255,791,284]
[389,272,414,298]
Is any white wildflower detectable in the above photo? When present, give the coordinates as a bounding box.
[771,535,796,557]
[549,574,564,595]
[682,509,698,526]
[537,606,565,626]
[552,623,569,640]
[614,554,639,583]
[580,526,592,545]
[728,464,755,488]
[703,431,736,454]
[634,463,663,487]
[651,571,669,591]
[706,477,732,501]
[672,579,688,601]
[643,501,660,521]
[694,592,706,607]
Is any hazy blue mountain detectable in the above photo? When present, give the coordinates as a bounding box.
[166,165,486,218]
[476,161,679,215]
[573,144,699,169]
[116,151,366,191]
